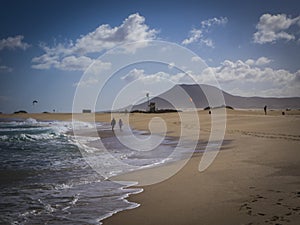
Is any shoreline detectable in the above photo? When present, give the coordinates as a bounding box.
[1,110,300,224]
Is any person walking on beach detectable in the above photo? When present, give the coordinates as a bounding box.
[111,118,116,130]
[264,105,267,115]
[118,118,123,130]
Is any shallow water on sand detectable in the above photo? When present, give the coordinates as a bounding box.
[0,118,193,224]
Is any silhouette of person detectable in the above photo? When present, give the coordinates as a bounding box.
[264,105,267,115]
[118,119,123,130]
[111,118,116,130]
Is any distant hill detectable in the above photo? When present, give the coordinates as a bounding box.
[129,84,300,110]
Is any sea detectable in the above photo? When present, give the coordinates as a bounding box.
[0,118,194,225]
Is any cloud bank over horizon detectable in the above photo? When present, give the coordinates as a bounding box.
[119,56,300,97]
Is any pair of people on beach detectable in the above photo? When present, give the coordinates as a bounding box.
[111,118,123,130]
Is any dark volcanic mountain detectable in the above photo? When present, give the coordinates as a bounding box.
[131,84,300,110]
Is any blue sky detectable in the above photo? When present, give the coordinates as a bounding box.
[0,0,300,113]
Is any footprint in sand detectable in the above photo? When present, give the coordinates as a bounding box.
[230,129,300,141]
[240,188,300,224]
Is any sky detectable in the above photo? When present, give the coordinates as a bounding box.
[0,0,300,113]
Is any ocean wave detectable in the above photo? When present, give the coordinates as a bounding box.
[0,131,67,142]
[23,118,38,124]
[0,119,77,142]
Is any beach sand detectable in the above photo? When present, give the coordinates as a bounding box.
[1,110,300,224]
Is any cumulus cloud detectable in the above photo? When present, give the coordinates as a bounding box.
[120,57,300,97]
[245,57,271,66]
[32,52,111,72]
[182,29,202,45]
[73,77,101,87]
[73,60,112,87]
[121,69,172,83]
[207,59,282,84]
[31,45,60,70]
[200,38,214,48]
[253,13,300,44]
[200,58,300,97]
[121,68,145,82]
[122,68,198,85]
[0,35,30,51]
[201,17,228,28]
[58,56,94,71]
[70,13,157,54]
[182,17,228,47]
[32,13,157,71]
[191,56,202,62]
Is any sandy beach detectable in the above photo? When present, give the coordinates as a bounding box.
[105,110,300,225]
[1,110,300,224]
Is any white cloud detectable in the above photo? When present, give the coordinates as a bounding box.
[121,69,171,83]
[32,52,111,72]
[200,38,214,48]
[121,68,196,85]
[191,56,202,62]
[182,29,202,45]
[121,68,145,82]
[245,59,255,66]
[121,69,192,84]
[31,43,63,69]
[201,17,228,28]
[32,13,157,71]
[0,35,30,51]
[73,77,100,87]
[255,57,272,66]
[86,60,112,74]
[200,58,300,97]
[120,57,300,97]
[253,13,300,44]
[71,13,157,54]
[182,17,227,47]
[58,56,93,71]
[0,65,13,73]
[73,60,112,87]
[245,57,271,66]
